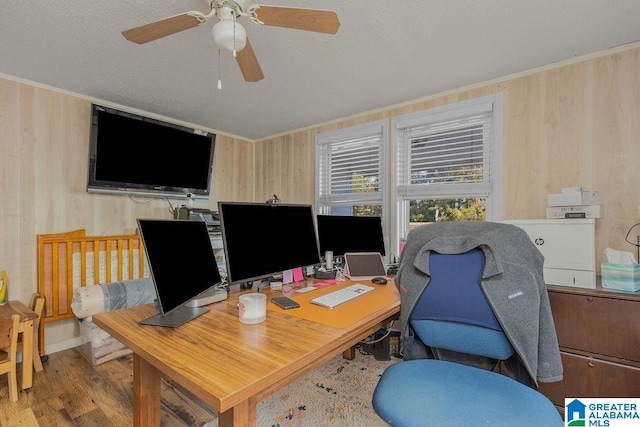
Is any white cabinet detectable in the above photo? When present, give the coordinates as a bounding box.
[501,219,596,289]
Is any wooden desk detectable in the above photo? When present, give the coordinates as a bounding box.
[0,300,38,389]
[93,280,400,427]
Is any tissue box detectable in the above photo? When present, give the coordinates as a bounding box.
[601,263,640,292]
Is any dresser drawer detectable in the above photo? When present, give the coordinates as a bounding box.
[539,352,640,406]
[548,290,640,363]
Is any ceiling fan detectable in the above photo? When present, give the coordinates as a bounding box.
[122,0,340,83]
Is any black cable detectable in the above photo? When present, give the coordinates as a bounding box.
[624,222,640,262]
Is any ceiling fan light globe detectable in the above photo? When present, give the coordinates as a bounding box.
[212,19,247,52]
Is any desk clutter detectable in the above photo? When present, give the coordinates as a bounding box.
[38,207,390,361]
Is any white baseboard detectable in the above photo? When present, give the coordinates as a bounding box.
[16,335,83,363]
[44,335,86,355]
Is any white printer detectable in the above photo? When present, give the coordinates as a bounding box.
[500,219,596,289]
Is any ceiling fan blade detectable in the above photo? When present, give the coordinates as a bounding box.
[122,13,202,44]
[255,6,340,34]
[236,38,264,82]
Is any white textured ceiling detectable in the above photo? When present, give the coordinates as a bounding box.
[2,1,640,140]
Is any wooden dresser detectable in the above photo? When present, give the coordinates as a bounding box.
[539,282,640,409]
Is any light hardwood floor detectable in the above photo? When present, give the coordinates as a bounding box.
[0,349,216,426]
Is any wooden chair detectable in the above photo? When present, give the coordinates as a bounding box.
[0,314,20,402]
[1,293,46,374]
[24,293,46,371]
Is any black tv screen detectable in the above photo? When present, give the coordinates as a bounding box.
[87,104,215,199]
[218,202,321,285]
[316,215,386,257]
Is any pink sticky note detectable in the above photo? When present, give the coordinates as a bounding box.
[282,269,294,284]
[313,282,331,287]
[293,267,304,282]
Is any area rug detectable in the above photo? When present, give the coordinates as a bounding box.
[204,351,399,427]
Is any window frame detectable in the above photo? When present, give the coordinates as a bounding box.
[315,119,389,258]
[390,94,504,257]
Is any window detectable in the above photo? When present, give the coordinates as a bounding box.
[315,120,388,251]
[391,94,503,255]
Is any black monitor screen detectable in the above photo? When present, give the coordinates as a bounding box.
[218,202,321,285]
[316,215,386,257]
[138,219,222,316]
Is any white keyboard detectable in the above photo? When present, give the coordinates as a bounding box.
[310,283,375,309]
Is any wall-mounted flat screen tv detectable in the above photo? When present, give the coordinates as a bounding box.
[87,104,215,199]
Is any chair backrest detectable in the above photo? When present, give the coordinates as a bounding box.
[0,314,20,360]
[31,293,45,328]
[409,248,514,361]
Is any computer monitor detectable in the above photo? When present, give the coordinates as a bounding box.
[218,202,321,286]
[316,215,386,257]
[137,219,224,327]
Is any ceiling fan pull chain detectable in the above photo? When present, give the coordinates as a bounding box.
[232,18,237,57]
[217,49,222,90]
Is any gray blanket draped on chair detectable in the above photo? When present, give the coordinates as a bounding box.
[394,221,563,387]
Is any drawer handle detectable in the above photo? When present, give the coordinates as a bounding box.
[586,296,593,302]
[588,361,595,367]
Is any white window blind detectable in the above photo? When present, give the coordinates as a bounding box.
[316,121,386,207]
[390,94,503,248]
[396,108,493,198]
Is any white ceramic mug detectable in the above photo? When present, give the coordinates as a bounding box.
[238,293,267,324]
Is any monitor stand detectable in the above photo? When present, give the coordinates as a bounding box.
[185,288,228,307]
[138,305,209,328]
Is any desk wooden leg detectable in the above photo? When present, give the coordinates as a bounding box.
[133,354,161,427]
[218,398,255,427]
[21,319,34,389]
[343,346,356,360]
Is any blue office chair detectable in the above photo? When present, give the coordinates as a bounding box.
[372,248,562,427]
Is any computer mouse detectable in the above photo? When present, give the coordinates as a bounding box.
[371,276,388,285]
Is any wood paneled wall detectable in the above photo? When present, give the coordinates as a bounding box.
[253,43,640,271]
[0,79,255,308]
[1,42,640,349]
